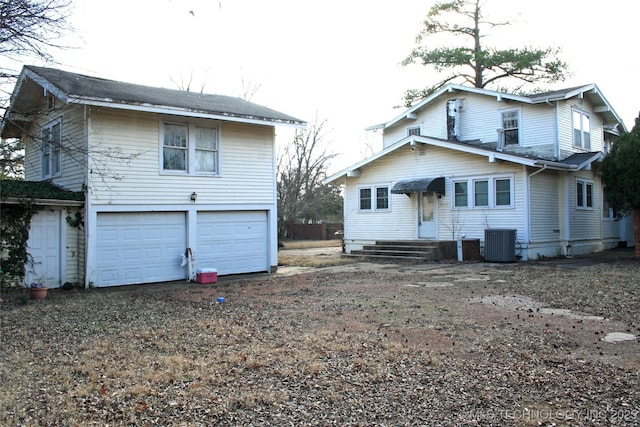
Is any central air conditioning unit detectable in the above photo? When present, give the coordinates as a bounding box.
[484,229,516,262]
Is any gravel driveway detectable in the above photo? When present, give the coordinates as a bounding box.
[1,249,638,426]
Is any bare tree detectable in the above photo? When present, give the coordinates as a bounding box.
[0,0,73,80]
[0,0,74,178]
[277,117,342,238]
[239,74,261,102]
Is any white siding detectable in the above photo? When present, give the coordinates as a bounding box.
[64,206,84,286]
[557,99,605,158]
[23,104,86,192]
[382,93,557,159]
[568,171,601,241]
[529,170,562,245]
[87,109,276,206]
[344,146,527,244]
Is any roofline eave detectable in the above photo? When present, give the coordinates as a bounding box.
[68,97,307,128]
[1,197,84,207]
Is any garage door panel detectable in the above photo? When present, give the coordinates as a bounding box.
[96,212,186,286]
[197,211,268,275]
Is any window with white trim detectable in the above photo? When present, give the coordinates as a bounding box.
[501,109,519,145]
[162,122,219,174]
[407,126,421,136]
[454,181,468,207]
[453,176,513,209]
[576,179,593,209]
[359,185,390,211]
[41,119,61,178]
[573,110,591,149]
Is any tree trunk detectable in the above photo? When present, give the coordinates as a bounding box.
[635,208,640,259]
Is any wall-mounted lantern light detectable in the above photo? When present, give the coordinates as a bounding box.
[190,192,198,202]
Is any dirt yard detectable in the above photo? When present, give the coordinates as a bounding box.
[1,249,639,426]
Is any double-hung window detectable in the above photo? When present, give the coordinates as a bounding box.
[41,119,61,178]
[454,182,468,207]
[162,122,218,174]
[573,110,591,149]
[576,179,593,209]
[453,176,513,209]
[501,110,520,145]
[359,185,390,211]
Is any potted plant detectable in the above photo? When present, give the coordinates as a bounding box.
[29,282,48,300]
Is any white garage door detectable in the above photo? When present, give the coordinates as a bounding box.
[197,211,268,275]
[96,212,186,286]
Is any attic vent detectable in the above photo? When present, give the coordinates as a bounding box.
[418,147,427,156]
[47,95,55,110]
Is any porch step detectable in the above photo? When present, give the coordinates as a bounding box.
[345,240,457,262]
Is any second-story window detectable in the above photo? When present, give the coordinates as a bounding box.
[573,110,591,149]
[407,126,421,136]
[501,110,519,145]
[41,119,61,178]
[162,122,219,174]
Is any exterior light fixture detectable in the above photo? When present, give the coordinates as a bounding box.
[190,192,197,202]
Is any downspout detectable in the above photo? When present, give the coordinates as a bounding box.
[342,175,347,253]
[83,105,90,288]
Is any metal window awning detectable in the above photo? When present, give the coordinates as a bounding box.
[391,177,445,195]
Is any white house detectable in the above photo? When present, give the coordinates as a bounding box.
[325,84,629,261]
[1,66,305,287]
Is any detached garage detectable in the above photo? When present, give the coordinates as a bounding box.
[95,212,187,287]
[197,211,269,275]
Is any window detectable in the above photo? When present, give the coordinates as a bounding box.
[474,180,489,207]
[162,122,218,174]
[376,187,389,209]
[454,182,468,207]
[41,120,61,178]
[407,126,421,136]
[573,110,591,149]
[359,185,390,211]
[576,179,593,209]
[495,179,511,206]
[453,176,513,209]
[501,110,519,145]
[359,188,372,210]
[195,126,218,172]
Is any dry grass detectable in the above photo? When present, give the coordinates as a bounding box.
[1,253,639,425]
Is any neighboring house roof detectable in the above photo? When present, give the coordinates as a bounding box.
[0,179,84,205]
[366,83,626,135]
[324,135,600,184]
[1,66,306,138]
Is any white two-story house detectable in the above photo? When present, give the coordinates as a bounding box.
[325,84,629,261]
[1,66,305,287]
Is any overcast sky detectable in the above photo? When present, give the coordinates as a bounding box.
[48,0,640,173]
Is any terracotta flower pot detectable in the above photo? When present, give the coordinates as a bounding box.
[29,287,48,300]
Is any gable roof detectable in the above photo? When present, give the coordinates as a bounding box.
[1,66,305,138]
[324,135,600,185]
[367,83,626,134]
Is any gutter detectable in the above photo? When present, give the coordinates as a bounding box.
[1,197,84,207]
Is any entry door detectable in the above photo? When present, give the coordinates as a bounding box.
[418,192,437,239]
[26,209,62,287]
